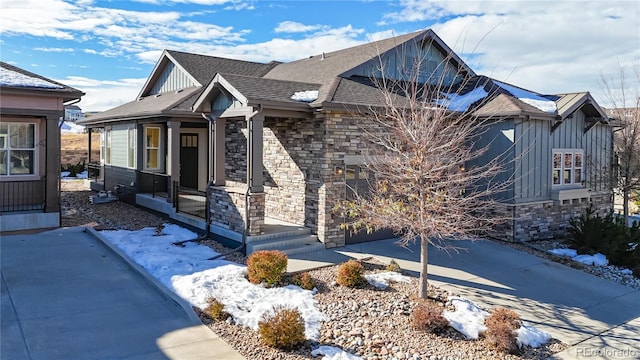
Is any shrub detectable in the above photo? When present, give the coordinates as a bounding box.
[385,259,401,273]
[292,272,316,290]
[204,297,229,321]
[247,250,288,287]
[336,259,366,287]
[258,306,306,349]
[484,308,521,354]
[411,301,449,333]
[63,160,86,177]
[568,206,640,268]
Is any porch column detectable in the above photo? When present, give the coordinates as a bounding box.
[87,128,92,164]
[45,115,60,213]
[213,118,226,186]
[247,113,264,192]
[167,121,180,200]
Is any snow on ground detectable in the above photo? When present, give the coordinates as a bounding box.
[443,296,550,348]
[438,86,488,112]
[61,170,88,179]
[311,345,362,360]
[291,90,319,102]
[549,248,609,266]
[494,80,557,113]
[364,271,411,289]
[0,67,64,89]
[100,224,324,340]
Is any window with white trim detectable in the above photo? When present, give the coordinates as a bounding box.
[104,128,112,165]
[553,149,583,186]
[128,126,136,168]
[144,126,161,170]
[0,123,36,176]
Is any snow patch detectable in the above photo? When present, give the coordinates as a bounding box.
[311,345,362,360]
[101,224,323,340]
[443,296,488,340]
[61,121,86,133]
[0,67,64,89]
[438,86,488,112]
[517,323,551,348]
[549,248,609,266]
[364,271,411,289]
[549,248,578,257]
[291,90,318,102]
[494,80,557,113]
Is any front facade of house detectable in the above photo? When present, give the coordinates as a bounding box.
[0,62,84,232]
[80,30,613,250]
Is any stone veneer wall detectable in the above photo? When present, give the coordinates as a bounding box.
[208,186,264,235]
[510,193,613,242]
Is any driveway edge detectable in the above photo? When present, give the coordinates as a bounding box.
[84,227,202,324]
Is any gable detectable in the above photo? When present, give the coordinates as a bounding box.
[147,61,198,96]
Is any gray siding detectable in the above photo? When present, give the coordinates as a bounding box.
[471,119,515,201]
[514,118,551,202]
[109,124,131,168]
[103,166,137,202]
[345,42,462,85]
[150,62,197,95]
[552,110,584,148]
[584,122,612,192]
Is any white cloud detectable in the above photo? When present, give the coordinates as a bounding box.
[34,47,75,53]
[56,75,147,111]
[274,21,324,33]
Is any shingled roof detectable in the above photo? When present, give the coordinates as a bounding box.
[0,61,84,100]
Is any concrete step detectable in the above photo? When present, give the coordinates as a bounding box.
[246,234,325,256]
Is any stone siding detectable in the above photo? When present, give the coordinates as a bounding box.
[208,186,264,235]
[510,193,613,241]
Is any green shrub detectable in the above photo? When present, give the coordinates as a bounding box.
[258,306,306,349]
[204,297,229,321]
[385,259,401,273]
[484,308,521,354]
[62,160,86,177]
[568,206,640,268]
[411,301,449,333]
[246,250,288,287]
[292,272,316,290]
[336,259,366,287]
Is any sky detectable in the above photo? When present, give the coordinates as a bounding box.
[1,0,638,112]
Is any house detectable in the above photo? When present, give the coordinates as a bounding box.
[78,29,612,252]
[0,61,84,232]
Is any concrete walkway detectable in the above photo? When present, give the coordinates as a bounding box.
[288,239,640,359]
[1,227,243,360]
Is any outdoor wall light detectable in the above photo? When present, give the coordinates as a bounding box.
[334,166,344,176]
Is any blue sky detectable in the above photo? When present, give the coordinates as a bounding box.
[1,0,638,111]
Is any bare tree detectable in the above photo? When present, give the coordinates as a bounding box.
[601,65,640,225]
[336,46,511,299]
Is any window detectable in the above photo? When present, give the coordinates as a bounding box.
[145,127,161,170]
[128,126,136,168]
[553,149,584,186]
[104,128,112,165]
[0,123,36,176]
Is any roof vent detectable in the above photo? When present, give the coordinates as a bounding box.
[155,93,161,98]
[175,88,183,94]
[321,52,325,60]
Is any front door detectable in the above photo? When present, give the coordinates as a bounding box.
[344,165,396,244]
[180,133,198,189]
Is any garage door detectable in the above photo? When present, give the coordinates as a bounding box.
[344,165,396,244]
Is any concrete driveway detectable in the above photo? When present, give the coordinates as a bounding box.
[1,227,242,360]
[288,238,640,359]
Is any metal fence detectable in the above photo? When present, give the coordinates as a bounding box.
[139,171,169,198]
[0,179,46,213]
[172,181,208,219]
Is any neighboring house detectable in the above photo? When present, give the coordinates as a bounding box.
[78,29,612,252]
[64,105,84,122]
[0,61,84,232]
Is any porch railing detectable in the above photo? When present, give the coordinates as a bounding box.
[1,179,46,213]
[172,180,208,220]
[139,171,169,198]
[87,163,102,181]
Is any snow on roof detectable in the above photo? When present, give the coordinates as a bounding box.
[61,121,86,134]
[291,90,319,102]
[494,80,557,113]
[438,86,489,112]
[0,66,64,89]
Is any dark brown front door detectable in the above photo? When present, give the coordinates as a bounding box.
[180,133,198,189]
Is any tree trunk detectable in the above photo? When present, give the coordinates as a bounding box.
[418,236,429,299]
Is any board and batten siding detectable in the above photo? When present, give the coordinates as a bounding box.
[551,109,612,193]
[514,118,551,202]
[149,62,197,95]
